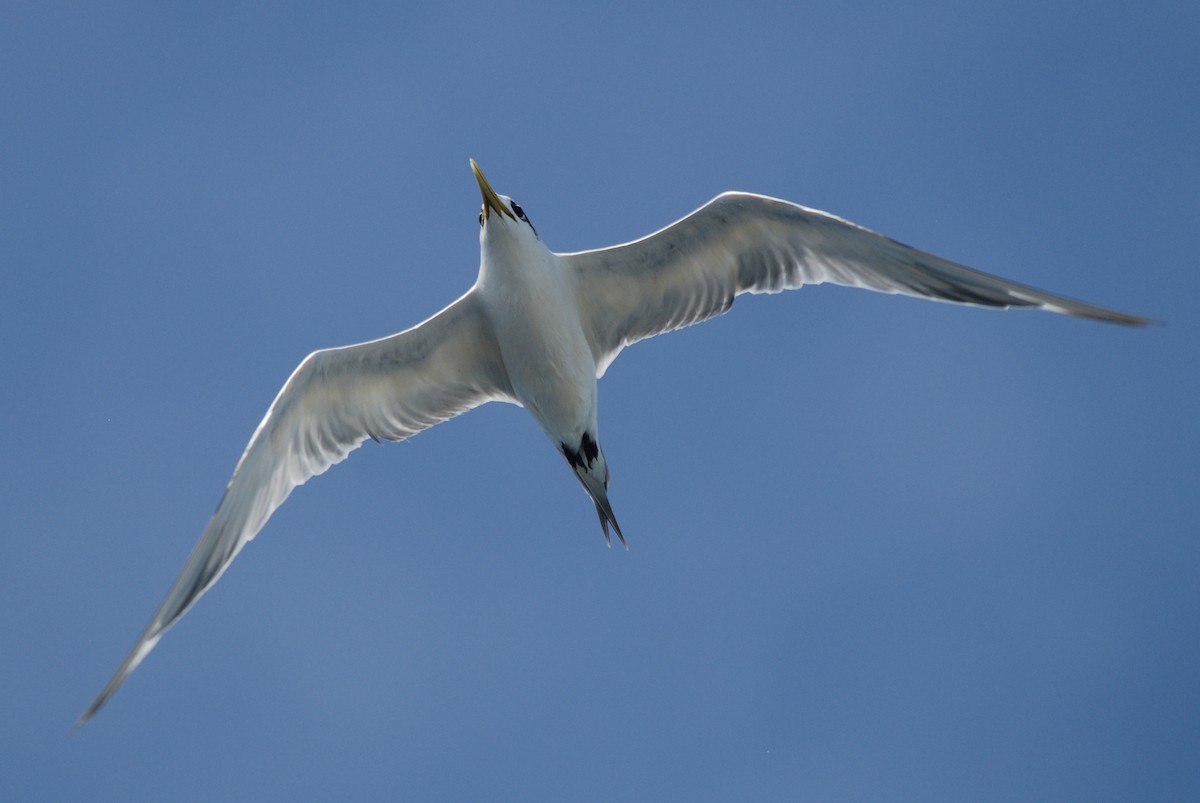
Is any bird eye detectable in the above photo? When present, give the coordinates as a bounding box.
[478,210,484,226]
[510,201,536,235]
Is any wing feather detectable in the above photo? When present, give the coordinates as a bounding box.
[80,288,512,724]
[563,192,1146,375]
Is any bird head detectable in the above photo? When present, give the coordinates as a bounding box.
[471,159,538,239]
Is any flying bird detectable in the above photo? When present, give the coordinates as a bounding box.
[79,161,1146,725]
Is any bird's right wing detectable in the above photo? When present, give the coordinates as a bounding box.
[562,192,1147,376]
[80,288,513,725]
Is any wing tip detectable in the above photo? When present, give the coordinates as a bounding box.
[1032,298,1154,327]
[75,628,165,729]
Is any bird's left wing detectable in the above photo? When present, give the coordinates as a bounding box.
[79,288,512,724]
[562,192,1147,376]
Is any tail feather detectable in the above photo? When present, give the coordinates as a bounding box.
[593,496,625,548]
[561,435,626,548]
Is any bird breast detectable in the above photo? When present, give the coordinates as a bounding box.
[479,253,598,439]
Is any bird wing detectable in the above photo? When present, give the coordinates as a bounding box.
[80,288,512,724]
[562,192,1146,376]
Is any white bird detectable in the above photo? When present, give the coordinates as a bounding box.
[78,160,1146,725]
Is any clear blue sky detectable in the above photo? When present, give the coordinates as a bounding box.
[3,3,1196,800]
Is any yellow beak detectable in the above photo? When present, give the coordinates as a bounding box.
[471,159,515,221]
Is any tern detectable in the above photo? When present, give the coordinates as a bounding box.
[79,160,1146,725]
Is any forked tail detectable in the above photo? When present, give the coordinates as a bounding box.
[561,433,625,547]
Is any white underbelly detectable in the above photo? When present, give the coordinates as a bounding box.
[501,318,596,438]
[478,244,598,441]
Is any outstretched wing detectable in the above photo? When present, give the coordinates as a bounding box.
[80,288,513,724]
[562,192,1146,376]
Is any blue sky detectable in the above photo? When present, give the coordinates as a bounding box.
[3,2,1196,800]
